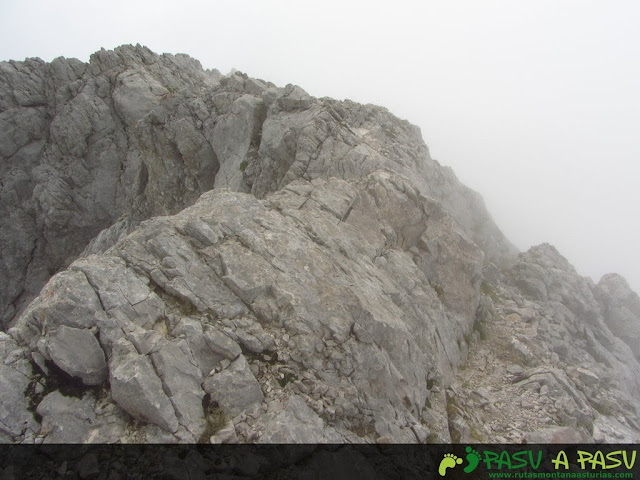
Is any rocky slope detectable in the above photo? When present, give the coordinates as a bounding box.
[1,45,639,443]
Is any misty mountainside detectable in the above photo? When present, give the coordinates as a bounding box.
[1,45,639,444]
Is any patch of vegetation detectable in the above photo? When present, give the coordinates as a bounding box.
[146,281,203,319]
[480,281,500,303]
[25,359,103,423]
[351,419,377,440]
[593,401,615,417]
[43,360,90,398]
[277,371,296,388]
[244,350,281,366]
[430,282,445,301]
[446,396,463,443]
[446,395,459,418]
[470,425,485,442]
[198,393,228,443]
[239,160,248,172]
[244,350,295,388]
[556,412,574,427]
[169,297,200,317]
[578,414,595,435]
[473,318,489,341]
[25,376,45,424]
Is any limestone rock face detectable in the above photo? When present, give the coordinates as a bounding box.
[0,332,37,442]
[47,325,107,385]
[595,273,640,360]
[0,46,223,329]
[0,45,515,331]
[109,346,180,434]
[1,46,639,443]
[8,169,485,442]
[448,246,640,443]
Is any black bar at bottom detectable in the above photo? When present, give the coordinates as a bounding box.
[0,444,638,479]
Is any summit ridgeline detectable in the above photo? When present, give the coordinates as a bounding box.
[1,45,639,445]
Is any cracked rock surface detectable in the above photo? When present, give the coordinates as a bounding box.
[1,45,639,443]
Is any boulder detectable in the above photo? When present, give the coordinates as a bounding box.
[47,325,107,385]
[109,343,179,433]
[202,356,263,417]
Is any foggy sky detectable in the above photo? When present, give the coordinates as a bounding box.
[2,0,639,292]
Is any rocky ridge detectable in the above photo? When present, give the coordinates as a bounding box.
[1,45,639,444]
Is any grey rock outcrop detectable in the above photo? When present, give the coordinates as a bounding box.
[0,332,37,442]
[595,273,640,359]
[36,391,98,443]
[6,167,488,442]
[1,46,639,443]
[1,46,223,329]
[47,325,107,385]
[109,341,180,434]
[202,356,263,417]
[1,44,515,331]
[448,245,640,442]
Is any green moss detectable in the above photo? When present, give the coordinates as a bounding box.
[239,160,248,172]
[352,420,377,440]
[198,394,228,443]
[480,281,500,303]
[475,320,489,341]
[470,425,485,442]
[446,396,463,443]
[446,396,458,417]
[25,359,104,424]
[593,402,615,417]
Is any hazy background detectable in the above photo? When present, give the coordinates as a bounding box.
[2,0,639,292]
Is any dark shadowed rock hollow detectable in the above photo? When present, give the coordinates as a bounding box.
[1,45,639,444]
